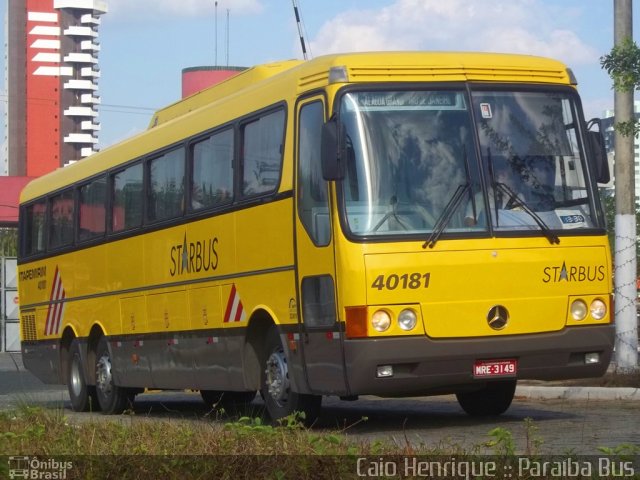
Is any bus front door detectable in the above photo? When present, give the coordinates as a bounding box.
[294,98,348,395]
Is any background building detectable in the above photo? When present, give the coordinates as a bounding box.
[6,0,108,179]
[2,1,247,352]
[601,102,640,202]
[2,0,107,352]
[182,66,246,98]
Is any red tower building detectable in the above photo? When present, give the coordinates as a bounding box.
[3,0,107,224]
[181,66,246,98]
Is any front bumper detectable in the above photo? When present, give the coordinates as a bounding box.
[343,325,614,396]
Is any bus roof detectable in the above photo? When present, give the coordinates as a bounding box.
[149,60,303,128]
[20,51,574,204]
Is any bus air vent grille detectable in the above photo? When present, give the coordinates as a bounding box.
[21,313,38,341]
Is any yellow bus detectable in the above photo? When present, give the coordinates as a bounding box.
[18,52,614,422]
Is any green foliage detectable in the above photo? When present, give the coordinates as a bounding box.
[601,37,640,92]
[615,119,640,138]
[600,188,616,258]
[601,37,640,138]
[224,415,276,436]
[485,427,516,456]
[523,417,544,456]
[598,443,640,458]
[0,228,17,256]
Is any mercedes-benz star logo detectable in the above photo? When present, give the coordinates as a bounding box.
[487,305,509,330]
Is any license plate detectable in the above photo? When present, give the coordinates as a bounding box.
[473,359,517,378]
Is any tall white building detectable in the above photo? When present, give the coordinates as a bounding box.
[56,0,108,162]
[602,102,640,203]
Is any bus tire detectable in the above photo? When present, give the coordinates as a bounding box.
[260,326,321,425]
[95,337,130,414]
[455,380,517,416]
[201,390,256,410]
[67,338,99,412]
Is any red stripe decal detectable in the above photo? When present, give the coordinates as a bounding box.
[53,290,66,335]
[44,267,60,336]
[223,284,236,323]
[234,300,244,322]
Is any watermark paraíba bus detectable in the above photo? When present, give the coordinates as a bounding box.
[355,456,637,479]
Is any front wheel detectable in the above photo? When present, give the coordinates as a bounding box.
[456,380,517,416]
[67,339,99,412]
[260,327,321,425]
[95,337,133,414]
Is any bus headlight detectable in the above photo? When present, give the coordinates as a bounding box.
[371,310,391,332]
[398,309,417,331]
[570,300,588,321]
[590,299,607,320]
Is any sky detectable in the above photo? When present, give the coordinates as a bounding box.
[1,0,639,152]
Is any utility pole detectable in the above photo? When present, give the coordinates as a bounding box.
[613,0,638,371]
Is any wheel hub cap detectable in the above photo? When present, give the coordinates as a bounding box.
[265,350,289,404]
[96,355,113,396]
[70,356,83,397]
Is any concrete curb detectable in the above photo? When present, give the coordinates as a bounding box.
[516,385,639,400]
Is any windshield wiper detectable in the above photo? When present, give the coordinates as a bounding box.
[423,183,470,249]
[494,182,560,245]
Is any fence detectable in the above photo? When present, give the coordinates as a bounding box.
[1,257,19,352]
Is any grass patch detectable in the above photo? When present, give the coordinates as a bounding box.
[2,405,638,479]
[0,404,478,457]
[0,405,479,478]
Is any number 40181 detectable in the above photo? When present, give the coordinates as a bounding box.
[371,273,430,291]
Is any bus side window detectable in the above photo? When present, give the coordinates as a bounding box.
[78,175,107,242]
[148,147,185,222]
[190,129,233,211]
[241,109,285,197]
[24,200,47,255]
[298,101,330,246]
[48,189,74,249]
[111,163,143,232]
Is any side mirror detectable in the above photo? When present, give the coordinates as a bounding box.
[321,119,344,181]
[586,119,610,184]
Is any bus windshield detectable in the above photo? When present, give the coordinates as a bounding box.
[337,89,600,239]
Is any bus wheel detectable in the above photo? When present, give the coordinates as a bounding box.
[67,339,99,412]
[201,390,256,411]
[455,380,517,416]
[95,337,130,414]
[260,327,321,425]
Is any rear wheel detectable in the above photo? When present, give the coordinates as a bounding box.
[260,326,321,425]
[95,337,132,414]
[456,380,517,416]
[67,339,99,412]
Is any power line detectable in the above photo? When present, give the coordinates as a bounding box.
[100,103,156,111]
[0,95,157,112]
[99,108,154,116]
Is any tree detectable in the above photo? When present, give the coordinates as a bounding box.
[0,228,17,256]
[601,37,640,136]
